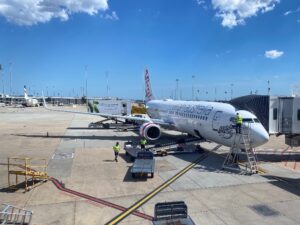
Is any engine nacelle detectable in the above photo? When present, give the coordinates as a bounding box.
[139,122,161,141]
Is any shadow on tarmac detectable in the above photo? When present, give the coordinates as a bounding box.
[122,166,148,182]
[262,175,300,197]
[172,150,300,197]
[13,133,138,141]
[0,180,45,193]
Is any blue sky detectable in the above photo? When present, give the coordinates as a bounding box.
[0,0,299,100]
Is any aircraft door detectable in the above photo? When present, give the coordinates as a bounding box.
[279,98,293,133]
[212,111,222,131]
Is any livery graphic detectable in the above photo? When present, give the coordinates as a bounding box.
[218,125,234,139]
[145,69,154,101]
[88,101,99,113]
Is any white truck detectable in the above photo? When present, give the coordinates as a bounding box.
[87,99,132,116]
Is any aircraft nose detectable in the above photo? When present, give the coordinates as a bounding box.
[253,126,269,146]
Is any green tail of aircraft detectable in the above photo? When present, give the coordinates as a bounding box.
[87,101,99,113]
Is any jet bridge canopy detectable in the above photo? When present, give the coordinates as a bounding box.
[230,95,300,146]
[230,95,270,132]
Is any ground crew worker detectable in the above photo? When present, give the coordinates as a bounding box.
[140,138,147,150]
[235,113,243,134]
[113,142,120,162]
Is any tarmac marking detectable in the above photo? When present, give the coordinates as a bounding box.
[106,150,214,225]
[50,178,153,221]
[4,163,153,221]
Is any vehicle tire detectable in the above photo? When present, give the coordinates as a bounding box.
[150,173,154,178]
[132,173,135,178]
[125,151,129,156]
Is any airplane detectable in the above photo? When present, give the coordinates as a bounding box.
[43,69,269,149]
[24,85,39,107]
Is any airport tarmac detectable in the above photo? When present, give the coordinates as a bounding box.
[1,106,300,225]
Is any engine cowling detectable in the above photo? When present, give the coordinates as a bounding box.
[139,122,161,141]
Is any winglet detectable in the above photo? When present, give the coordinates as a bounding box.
[42,92,48,109]
[24,85,28,99]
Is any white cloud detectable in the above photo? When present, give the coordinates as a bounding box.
[265,50,284,59]
[0,0,109,26]
[212,0,279,28]
[284,11,292,16]
[196,0,209,10]
[100,11,118,20]
[284,7,300,16]
[196,0,205,5]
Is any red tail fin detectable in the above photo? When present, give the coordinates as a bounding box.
[145,69,154,101]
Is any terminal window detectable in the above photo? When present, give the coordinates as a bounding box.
[273,108,278,120]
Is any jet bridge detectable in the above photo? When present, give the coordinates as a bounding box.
[230,95,300,147]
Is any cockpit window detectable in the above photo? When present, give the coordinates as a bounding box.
[242,118,254,123]
[253,118,260,123]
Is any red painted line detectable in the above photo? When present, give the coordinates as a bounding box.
[13,164,153,221]
[49,178,153,221]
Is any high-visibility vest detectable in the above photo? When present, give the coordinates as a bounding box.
[236,115,243,124]
[140,139,147,145]
[113,145,120,152]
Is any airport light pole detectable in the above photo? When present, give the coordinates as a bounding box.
[9,62,12,96]
[85,65,88,98]
[106,71,109,98]
[192,75,195,100]
[175,79,179,100]
[267,80,270,95]
[214,88,217,101]
[0,64,2,95]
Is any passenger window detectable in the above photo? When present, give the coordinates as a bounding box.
[273,108,277,120]
[298,109,300,121]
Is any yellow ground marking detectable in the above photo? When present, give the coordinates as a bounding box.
[106,153,210,225]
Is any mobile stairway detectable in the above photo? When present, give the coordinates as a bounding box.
[222,125,258,175]
[152,201,195,225]
[0,204,33,225]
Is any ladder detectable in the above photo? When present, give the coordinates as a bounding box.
[0,204,33,225]
[222,124,258,174]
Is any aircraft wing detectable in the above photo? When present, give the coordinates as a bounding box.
[151,118,175,127]
[42,96,172,125]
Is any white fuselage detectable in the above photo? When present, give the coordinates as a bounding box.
[25,97,39,107]
[147,100,269,148]
[24,89,39,107]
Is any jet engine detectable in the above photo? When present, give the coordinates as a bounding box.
[139,122,161,141]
